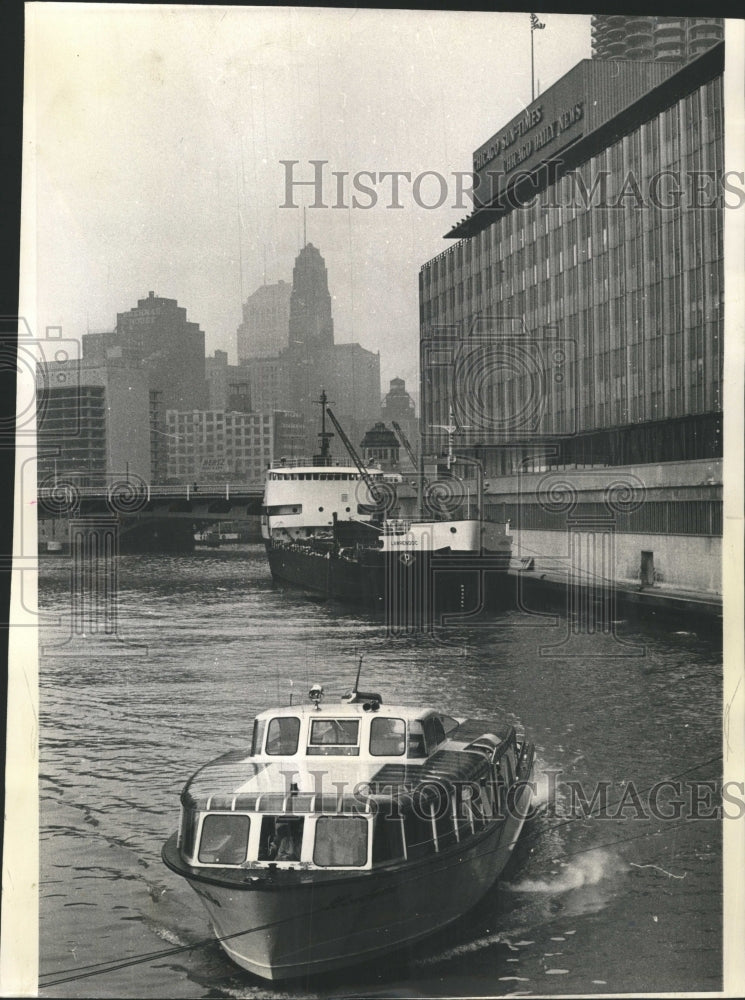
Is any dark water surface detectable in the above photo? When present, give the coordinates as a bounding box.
[38,546,722,998]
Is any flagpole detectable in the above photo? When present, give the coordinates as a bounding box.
[531,22,535,102]
[529,14,545,104]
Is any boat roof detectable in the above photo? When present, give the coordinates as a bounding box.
[253,702,444,723]
[267,465,377,475]
[182,717,515,813]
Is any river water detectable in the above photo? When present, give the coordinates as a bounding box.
[37,545,723,998]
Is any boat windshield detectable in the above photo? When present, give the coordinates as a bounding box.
[369,717,406,756]
[265,717,301,755]
[198,814,251,866]
[307,719,360,756]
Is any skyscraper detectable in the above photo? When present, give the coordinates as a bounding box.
[88,291,209,411]
[282,243,380,454]
[288,243,334,352]
[591,15,723,63]
[236,280,292,362]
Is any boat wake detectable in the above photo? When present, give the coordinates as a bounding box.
[506,848,623,894]
[412,927,519,966]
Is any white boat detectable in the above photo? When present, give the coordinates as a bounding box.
[260,395,512,614]
[162,679,535,981]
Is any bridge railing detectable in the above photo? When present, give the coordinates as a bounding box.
[37,481,267,503]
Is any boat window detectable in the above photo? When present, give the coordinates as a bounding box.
[250,718,266,756]
[178,807,199,858]
[438,714,460,736]
[370,717,406,756]
[258,816,304,862]
[479,777,497,821]
[461,782,486,832]
[372,815,405,863]
[313,816,368,867]
[403,810,436,860]
[407,720,427,759]
[422,716,446,753]
[434,803,457,850]
[307,719,360,756]
[198,814,250,865]
[266,716,301,755]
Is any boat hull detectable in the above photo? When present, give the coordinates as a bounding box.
[264,542,512,619]
[163,792,530,981]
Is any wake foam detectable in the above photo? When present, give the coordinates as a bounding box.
[506,848,621,894]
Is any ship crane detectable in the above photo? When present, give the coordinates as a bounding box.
[324,406,386,508]
[391,421,419,471]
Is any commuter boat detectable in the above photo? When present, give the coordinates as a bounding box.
[261,395,512,615]
[162,679,535,981]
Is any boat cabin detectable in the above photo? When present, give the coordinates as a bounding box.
[261,465,395,540]
[176,699,523,876]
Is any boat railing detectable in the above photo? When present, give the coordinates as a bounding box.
[383,519,412,535]
[272,458,384,472]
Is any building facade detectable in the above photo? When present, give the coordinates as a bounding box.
[236,280,292,362]
[37,357,151,487]
[361,422,400,470]
[381,377,419,460]
[165,410,274,483]
[206,350,252,412]
[280,242,381,455]
[420,45,723,476]
[591,16,723,63]
[288,243,334,352]
[164,409,304,483]
[84,291,208,412]
[244,355,291,414]
[418,44,724,597]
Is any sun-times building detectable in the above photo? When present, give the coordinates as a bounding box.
[418,44,725,600]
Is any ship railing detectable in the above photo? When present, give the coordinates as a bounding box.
[383,519,412,535]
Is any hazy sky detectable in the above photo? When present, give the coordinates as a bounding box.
[27,4,591,390]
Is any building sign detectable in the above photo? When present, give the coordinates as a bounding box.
[201,458,230,475]
[473,63,589,199]
[474,103,584,173]
[470,59,680,212]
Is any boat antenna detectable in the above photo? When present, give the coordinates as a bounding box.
[353,652,364,696]
[289,679,294,706]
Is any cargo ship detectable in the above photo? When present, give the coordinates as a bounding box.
[260,395,512,617]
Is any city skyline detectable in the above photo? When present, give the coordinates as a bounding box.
[26,6,591,389]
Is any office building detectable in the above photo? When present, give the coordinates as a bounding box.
[421,45,723,474]
[165,409,305,483]
[84,291,208,411]
[361,422,400,470]
[237,280,292,361]
[418,44,723,596]
[280,242,381,455]
[381,377,419,458]
[37,356,151,487]
[288,243,334,353]
[206,350,252,412]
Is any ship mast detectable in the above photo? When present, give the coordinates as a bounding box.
[313,389,334,466]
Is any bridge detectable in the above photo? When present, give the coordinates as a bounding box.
[37,481,267,554]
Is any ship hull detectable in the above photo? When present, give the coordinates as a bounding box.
[162,791,530,981]
[264,540,512,618]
